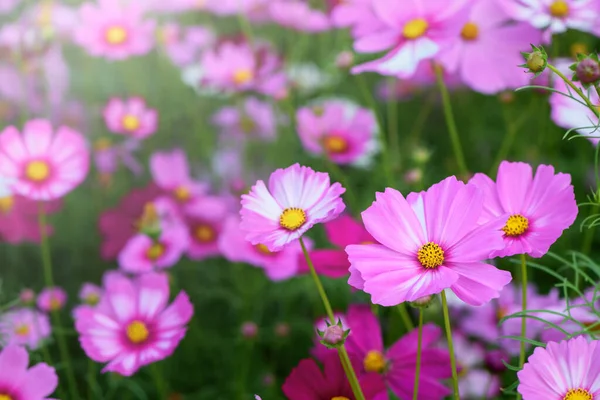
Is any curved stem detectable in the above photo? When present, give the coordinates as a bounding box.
[299,237,365,400]
[547,64,600,118]
[412,309,423,400]
[441,290,460,400]
[433,64,468,177]
[397,303,414,331]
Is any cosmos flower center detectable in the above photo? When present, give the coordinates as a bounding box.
[549,0,569,17]
[279,208,306,231]
[323,135,349,154]
[0,394,13,400]
[105,26,128,45]
[94,138,112,151]
[122,115,140,131]
[331,397,350,400]
[25,160,51,182]
[195,224,216,243]
[85,293,100,306]
[461,22,479,41]
[174,186,191,202]
[49,297,61,311]
[563,388,593,400]
[363,350,386,373]
[233,68,254,85]
[0,196,13,213]
[255,243,273,255]
[14,324,30,337]
[417,242,445,269]
[146,243,165,260]
[126,320,149,344]
[403,18,428,40]
[496,306,508,321]
[502,214,529,237]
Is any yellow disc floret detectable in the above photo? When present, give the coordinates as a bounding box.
[146,243,165,260]
[280,208,307,231]
[417,242,445,269]
[549,1,569,17]
[25,160,50,182]
[195,224,216,243]
[323,135,349,154]
[233,69,254,85]
[106,26,128,45]
[563,388,593,400]
[403,18,428,40]
[0,196,13,213]
[461,22,479,40]
[363,350,386,373]
[502,214,529,237]
[126,320,149,344]
[14,324,30,337]
[122,115,140,131]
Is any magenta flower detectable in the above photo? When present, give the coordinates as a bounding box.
[74,0,155,60]
[240,163,345,252]
[0,345,58,399]
[297,99,378,166]
[0,308,51,350]
[75,272,193,376]
[268,1,330,32]
[79,283,102,306]
[0,119,89,200]
[212,97,277,142]
[469,161,578,258]
[518,337,600,399]
[37,286,67,312]
[158,23,215,67]
[103,97,158,139]
[351,0,470,77]
[347,176,512,306]
[0,194,61,244]
[183,197,230,261]
[437,0,542,94]
[282,352,385,400]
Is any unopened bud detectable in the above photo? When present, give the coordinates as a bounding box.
[335,51,354,69]
[575,56,600,85]
[412,147,431,164]
[410,294,435,308]
[404,168,422,185]
[241,321,258,338]
[19,288,35,305]
[322,324,344,345]
[498,90,515,104]
[520,45,547,76]
[275,322,290,337]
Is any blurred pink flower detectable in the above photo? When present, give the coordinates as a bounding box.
[183,197,229,261]
[452,332,501,399]
[79,283,102,306]
[330,0,385,37]
[469,161,578,258]
[37,287,67,312]
[0,308,51,350]
[19,288,35,304]
[212,97,277,142]
[0,345,58,399]
[0,195,61,244]
[158,23,215,67]
[103,97,158,139]
[75,272,193,376]
[94,138,143,184]
[296,99,378,166]
[0,0,19,14]
[269,1,330,32]
[240,163,346,252]
[74,0,155,60]
[203,0,271,22]
[241,321,258,338]
[0,119,89,200]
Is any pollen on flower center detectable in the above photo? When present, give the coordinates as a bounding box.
[233,68,253,85]
[323,135,349,154]
[173,186,191,202]
[195,224,216,243]
[461,22,479,40]
[146,243,165,260]
[279,208,306,231]
[331,397,350,400]
[563,388,593,400]
[25,160,50,182]
[417,242,445,269]
[403,18,428,40]
[496,306,508,321]
[105,26,128,45]
[255,243,274,255]
[122,115,140,131]
[49,297,61,311]
[363,350,386,373]
[0,196,13,213]
[14,324,30,337]
[502,214,529,237]
[0,394,13,400]
[126,320,149,344]
[549,0,569,17]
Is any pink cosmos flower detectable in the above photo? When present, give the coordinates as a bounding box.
[103,97,158,139]
[94,138,143,184]
[347,176,512,306]
[517,337,600,399]
[74,0,155,60]
[158,23,215,67]
[437,0,542,94]
[240,163,346,252]
[75,272,193,376]
[469,161,578,258]
[203,0,271,22]
[0,194,61,244]
[0,0,19,14]
[296,99,379,166]
[343,304,452,399]
[0,345,58,399]
[269,1,331,32]
[351,0,470,78]
[183,197,230,261]
[212,97,277,142]
[219,215,309,280]
[19,288,35,305]
[37,286,67,312]
[452,332,501,398]
[331,0,386,37]
[0,119,89,201]
[282,352,386,400]
[0,308,51,350]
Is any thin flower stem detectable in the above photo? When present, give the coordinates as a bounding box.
[38,202,79,400]
[434,64,468,177]
[397,303,414,331]
[386,77,400,170]
[440,290,460,400]
[581,204,599,256]
[150,363,168,399]
[547,64,600,118]
[412,309,423,400]
[299,237,365,400]
[518,254,528,400]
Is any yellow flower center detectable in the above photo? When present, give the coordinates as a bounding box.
[255,243,274,255]
[403,18,428,40]
[105,26,128,45]
[126,320,149,344]
[173,186,191,202]
[571,43,588,58]
[122,115,140,131]
[0,394,13,400]
[85,293,100,306]
[564,388,593,400]
[279,208,306,231]
[461,22,479,41]
[331,398,350,400]
[233,69,254,85]
[146,243,165,260]
[363,350,386,373]
[0,196,13,213]
[549,0,569,17]
[502,214,529,237]
[14,324,30,337]
[49,296,61,311]
[323,135,349,155]
[496,306,508,321]
[25,160,50,182]
[417,242,445,269]
[195,224,216,243]
[94,138,112,151]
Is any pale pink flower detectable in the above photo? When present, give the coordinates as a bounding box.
[269,1,331,32]
[203,0,271,22]
[0,308,51,350]
[0,345,58,399]
[158,23,215,67]
[212,97,277,142]
[37,287,67,312]
[103,97,158,139]
[331,0,385,37]
[0,194,62,244]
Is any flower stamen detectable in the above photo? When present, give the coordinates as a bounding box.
[502,214,529,237]
[280,208,306,231]
[549,1,569,17]
[363,350,386,373]
[461,22,479,40]
[563,388,593,400]
[25,160,50,182]
[417,242,445,269]
[403,18,428,40]
[126,320,149,344]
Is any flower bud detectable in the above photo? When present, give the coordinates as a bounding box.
[403,168,422,185]
[19,288,35,305]
[410,294,436,308]
[322,324,344,345]
[241,321,258,338]
[520,45,547,76]
[575,57,600,85]
[275,322,290,337]
[335,51,354,69]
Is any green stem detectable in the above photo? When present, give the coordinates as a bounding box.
[386,77,400,171]
[440,290,460,400]
[433,64,468,177]
[518,254,528,387]
[299,237,365,400]
[547,64,600,118]
[581,204,599,256]
[490,102,523,175]
[150,363,168,399]
[408,94,434,147]
[397,303,414,331]
[412,309,423,400]
[38,202,79,400]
